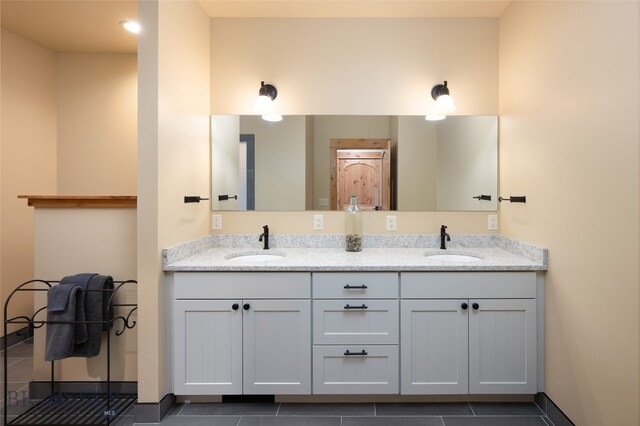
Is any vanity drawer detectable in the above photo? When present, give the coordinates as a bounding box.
[313,272,398,299]
[401,272,536,299]
[174,272,310,299]
[313,345,399,394]
[313,300,399,344]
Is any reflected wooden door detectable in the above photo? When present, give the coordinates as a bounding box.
[330,139,390,210]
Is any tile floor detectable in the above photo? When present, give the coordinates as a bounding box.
[1,339,556,426]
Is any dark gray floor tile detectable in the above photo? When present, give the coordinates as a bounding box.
[111,414,134,426]
[534,393,547,414]
[542,417,554,426]
[167,402,186,416]
[278,403,374,416]
[376,403,473,416]
[469,402,544,416]
[343,416,444,426]
[545,401,574,426]
[160,416,241,426]
[0,382,29,402]
[180,402,279,416]
[239,417,340,426]
[443,416,548,426]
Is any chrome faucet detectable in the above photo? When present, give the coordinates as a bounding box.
[440,225,451,250]
[259,225,270,250]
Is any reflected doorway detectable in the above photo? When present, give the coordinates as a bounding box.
[330,139,391,210]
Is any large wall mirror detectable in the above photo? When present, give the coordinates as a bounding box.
[211,115,498,212]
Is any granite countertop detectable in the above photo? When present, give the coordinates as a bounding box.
[163,234,548,272]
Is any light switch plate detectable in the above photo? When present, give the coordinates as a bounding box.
[488,214,498,230]
[386,215,397,231]
[212,214,222,230]
[313,214,324,230]
[319,198,329,207]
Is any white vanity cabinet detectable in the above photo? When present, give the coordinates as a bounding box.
[400,272,537,395]
[172,272,311,395]
[312,272,399,394]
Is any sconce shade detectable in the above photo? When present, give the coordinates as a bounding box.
[430,81,456,115]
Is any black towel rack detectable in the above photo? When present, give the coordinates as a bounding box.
[3,279,138,425]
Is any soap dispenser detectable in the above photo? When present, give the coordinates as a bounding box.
[345,195,362,252]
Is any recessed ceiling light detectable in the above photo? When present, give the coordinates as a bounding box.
[120,21,141,34]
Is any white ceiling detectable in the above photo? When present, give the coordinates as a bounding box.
[0,0,511,53]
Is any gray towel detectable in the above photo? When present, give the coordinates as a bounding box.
[45,285,85,361]
[50,273,115,359]
[59,274,94,344]
[70,274,114,357]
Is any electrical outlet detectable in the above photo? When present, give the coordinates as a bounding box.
[386,215,397,231]
[212,214,222,230]
[488,214,498,230]
[319,198,329,207]
[313,214,324,230]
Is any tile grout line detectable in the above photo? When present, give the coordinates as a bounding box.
[235,415,242,426]
[275,402,281,416]
[373,402,377,416]
[468,402,476,416]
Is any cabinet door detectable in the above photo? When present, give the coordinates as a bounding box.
[469,299,537,394]
[173,300,242,395]
[400,300,469,394]
[243,299,311,394]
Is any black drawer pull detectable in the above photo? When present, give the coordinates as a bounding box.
[343,284,368,289]
[344,304,368,310]
[344,350,368,356]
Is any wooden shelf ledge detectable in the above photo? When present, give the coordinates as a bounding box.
[18,195,137,208]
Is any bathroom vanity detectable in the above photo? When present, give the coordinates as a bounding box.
[164,235,547,398]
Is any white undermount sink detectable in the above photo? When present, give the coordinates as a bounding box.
[225,252,286,262]
[424,253,482,262]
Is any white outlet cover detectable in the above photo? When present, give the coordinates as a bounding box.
[386,215,397,231]
[313,214,324,230]
[488,214,498,230]
[212,214,222,230]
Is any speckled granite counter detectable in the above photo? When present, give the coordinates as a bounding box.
[163,234,547,272]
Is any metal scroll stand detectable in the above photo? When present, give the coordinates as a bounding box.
[3,279,138,425]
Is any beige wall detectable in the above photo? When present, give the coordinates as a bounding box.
[56,54,137,195]
[0,29,57,333]
[138,0,211,402]
[210,18,498,115]
[209,17,499,234]
[499,2,639,425]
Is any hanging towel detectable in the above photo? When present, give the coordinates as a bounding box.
[45,284,85,361]
[68,274,114,357]
[59,273,95,344]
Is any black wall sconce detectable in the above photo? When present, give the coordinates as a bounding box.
[254,81,282,122]
[426,80,456,121]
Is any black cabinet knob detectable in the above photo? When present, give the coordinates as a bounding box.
[472,303,480,310]
[461,303,468,310]
[243,303,251,311]
[232,303,239,311]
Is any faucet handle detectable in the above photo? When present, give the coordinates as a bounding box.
[263,225,269,231]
